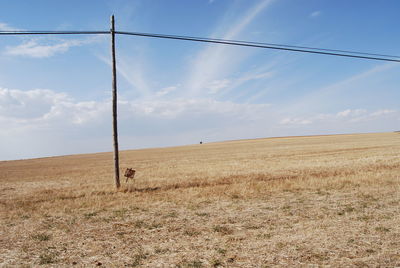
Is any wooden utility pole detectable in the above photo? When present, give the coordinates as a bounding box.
[110,15,120,189]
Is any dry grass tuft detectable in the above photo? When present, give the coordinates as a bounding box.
[1,132,399,266]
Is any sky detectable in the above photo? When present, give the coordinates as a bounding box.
[0,0,399,160]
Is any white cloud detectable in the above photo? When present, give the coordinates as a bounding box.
[280,108,398,127]
[207,79,230,94]
[0,88,69,120]
[336,109,367,118]
[5,38,95,58]
[280,117,312,125]
[370,109,395,116]
[127,98,270,119]
[310,11,322,18]
[0,87,108,125]
[1,87,398,160]
[0,87,274,160]
[0,22,22,31]
[155,86,178,97]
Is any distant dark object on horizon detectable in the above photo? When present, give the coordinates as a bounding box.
[200,141,203,144]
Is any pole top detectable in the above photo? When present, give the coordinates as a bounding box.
[110,15,115,31]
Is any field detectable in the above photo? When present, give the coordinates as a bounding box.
[0,132,399,267]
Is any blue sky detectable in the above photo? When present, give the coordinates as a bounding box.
[0,0,399,160]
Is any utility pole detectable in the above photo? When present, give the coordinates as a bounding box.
[110,15,120,189]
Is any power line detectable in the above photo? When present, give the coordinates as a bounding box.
[204,37,400,59]
[0,30,109,35]
[116,31,400,63]
[1,29,399,62]
[118,31,400,60]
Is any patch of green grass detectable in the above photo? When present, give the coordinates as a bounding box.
[148,222,162,230]
[257,233,272,239]
[154,247,169,254]
[230,194,241,199]
[213,225,233,235]
[164,211,178,218]
[126,252,148,267]
[113,208,128,218]
[184,229,201,236]
[195,212,210,217]
[39,252,56,265]
[375,226,390,233]
[32,233,51,241]
[338,205,355,215]
[84,211,98,219]
[179,260,203,268]
[245,224,261,230]
[211,258,223,267]
[215,248,227,255]
[134,220,146,228]
[357,215,373,221]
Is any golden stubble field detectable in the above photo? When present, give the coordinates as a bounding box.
[0,132,399,267]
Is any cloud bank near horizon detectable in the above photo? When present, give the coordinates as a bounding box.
[0,87,398,160]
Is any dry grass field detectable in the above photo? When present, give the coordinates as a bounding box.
[0,132,399,267]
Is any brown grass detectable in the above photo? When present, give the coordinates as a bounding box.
[0,132,399,267]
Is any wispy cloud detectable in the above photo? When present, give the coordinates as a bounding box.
[310,11,322,18]
[209,69,275,100]
[5,38,96,58]
[156,85,178,97]
[280,108,399,126]
[206,79,230,94]
[185,0,275,97]
[222,0,274,40]
[0,22,22,31]
[97,54,151,97]
[284,62,398,113]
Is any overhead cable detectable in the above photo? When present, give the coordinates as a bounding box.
[1,30,399,62]
[116,30,400,63]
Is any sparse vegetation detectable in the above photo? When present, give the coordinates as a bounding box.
[31,233,51,242]
[38,251,56,265]
[0,132,399,266]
